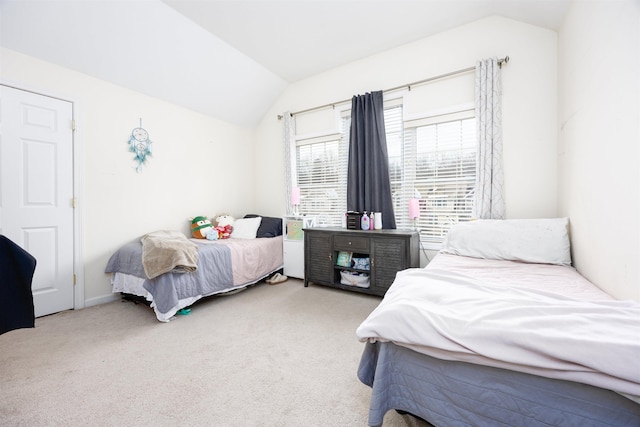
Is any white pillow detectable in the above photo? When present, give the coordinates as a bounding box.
[441,218,572,265]
[231,217,262,239]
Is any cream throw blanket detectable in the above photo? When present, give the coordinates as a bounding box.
[141,230,198,279]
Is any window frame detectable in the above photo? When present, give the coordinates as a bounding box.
[290,97,477,250]
[401,106,477,250]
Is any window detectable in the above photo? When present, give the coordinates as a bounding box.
[293,100,476,248]
[295,131,348,226]
[401,111,476,248]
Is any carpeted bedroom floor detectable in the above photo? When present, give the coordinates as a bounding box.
[0,278,432,426]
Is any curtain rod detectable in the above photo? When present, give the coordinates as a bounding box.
[278,56,509,120]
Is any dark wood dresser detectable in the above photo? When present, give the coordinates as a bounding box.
[303,227,420,296]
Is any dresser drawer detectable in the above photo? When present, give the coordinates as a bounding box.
[333,235,369,252]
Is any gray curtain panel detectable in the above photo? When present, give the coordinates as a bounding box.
[474,58,505,219]
[282,112,295,215]
[347,91,396,229]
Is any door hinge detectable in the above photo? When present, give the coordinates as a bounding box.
[73,274,77,286]
[71,119,76,131]
[71,197,76,208]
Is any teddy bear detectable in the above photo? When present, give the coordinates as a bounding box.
[215,214,235,227]
[212,214,235,239]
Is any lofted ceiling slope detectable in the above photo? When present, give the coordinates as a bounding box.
[0,0,571,128]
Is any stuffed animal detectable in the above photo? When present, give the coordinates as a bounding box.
[214,224,233,239]
[204,214,233,239]
[190,216,214,239]
[215,214,235,227]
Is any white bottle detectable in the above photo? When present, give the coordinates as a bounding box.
[361,212,370,230]
[374,212,382,229]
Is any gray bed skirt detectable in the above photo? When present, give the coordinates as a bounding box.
[357,341,640,427]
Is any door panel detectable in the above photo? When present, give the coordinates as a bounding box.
[0,85,74,317]
[25,139,57,205]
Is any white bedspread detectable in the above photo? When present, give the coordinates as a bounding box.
[428,253,614,301]
[356,259,640,398]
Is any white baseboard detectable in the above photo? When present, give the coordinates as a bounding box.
[84,293,119,308]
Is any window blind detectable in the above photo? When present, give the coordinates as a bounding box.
[403,114,476,246]
[295,129,349,226]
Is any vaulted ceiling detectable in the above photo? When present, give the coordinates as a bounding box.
[0,0,571,128]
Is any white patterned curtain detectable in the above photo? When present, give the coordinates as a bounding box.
[474,58,505,219]
[282,112,295,215]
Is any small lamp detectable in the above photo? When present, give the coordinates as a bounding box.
[291,187,301,217]
[409,198,420,230]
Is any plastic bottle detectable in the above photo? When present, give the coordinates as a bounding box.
[361,212,370,230]
[374,212,382,229]
[369,212,375,230]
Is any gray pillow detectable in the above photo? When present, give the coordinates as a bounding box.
[244,214,282,238]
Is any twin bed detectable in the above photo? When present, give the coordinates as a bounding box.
[105,215,283,322]
[356,218,640,426]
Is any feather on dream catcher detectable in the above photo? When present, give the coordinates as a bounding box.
[128,118,152,172]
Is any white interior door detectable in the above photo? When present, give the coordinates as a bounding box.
[0,85,75,317]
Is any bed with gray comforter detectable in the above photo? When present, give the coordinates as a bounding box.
[356,219,640,426]
[105,231,283,322]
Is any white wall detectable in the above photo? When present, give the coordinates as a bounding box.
[9,9,632,305]
[558,1,640,301]
[1,48,257,304]
[254,16,559,247]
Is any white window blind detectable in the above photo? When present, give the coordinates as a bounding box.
[383,104,405,221]
[402,113,476,247]
[295,129,349,226]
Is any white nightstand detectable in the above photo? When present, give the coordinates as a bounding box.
[283,216,315,279]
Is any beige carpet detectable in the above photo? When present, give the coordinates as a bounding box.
[0,279,431,427]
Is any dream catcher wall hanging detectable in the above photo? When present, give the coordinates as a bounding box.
[128,118,152,172]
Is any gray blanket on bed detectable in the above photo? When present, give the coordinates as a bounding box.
[358,341,640,427]
[105,240,233,313]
